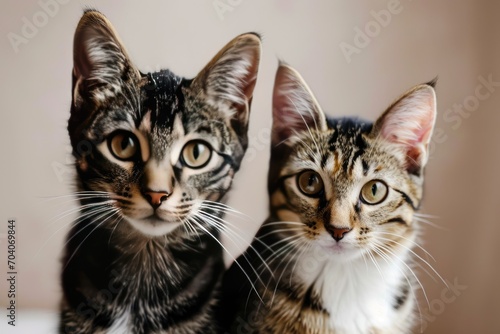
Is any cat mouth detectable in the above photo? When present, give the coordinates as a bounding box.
[134,208,184,224]
[316,238,359,256]
[125,215,182,236]
[321,243,348,254]
[142,215,171,224]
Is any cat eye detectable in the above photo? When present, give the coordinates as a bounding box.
[297,170,324,197]
[181,140,212,169]
[360,180,388,205]
[108,131,140,161]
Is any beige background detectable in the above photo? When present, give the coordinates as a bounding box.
[1,0,499,333]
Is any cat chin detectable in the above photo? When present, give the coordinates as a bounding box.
[125,216,181,237]
[315,239,363,262]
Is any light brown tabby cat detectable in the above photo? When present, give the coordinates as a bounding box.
[221,63,438,334]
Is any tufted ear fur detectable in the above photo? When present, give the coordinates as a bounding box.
[372,80,437,175]
[191,33,261,135]
[72,10,140,107]
[271,63,327,147]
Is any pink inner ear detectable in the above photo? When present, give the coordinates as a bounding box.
[272,89,317,146]
[407,146,424,170]
[381,104,434,146]
[379,86,436,172]
[271,65,326,146]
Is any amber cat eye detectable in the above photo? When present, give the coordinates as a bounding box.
[107,131,140,161]
[181,140,212,169]
[297,170,324,197]
[360,180,388,205]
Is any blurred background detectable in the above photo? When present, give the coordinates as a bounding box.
[1,0,499,333]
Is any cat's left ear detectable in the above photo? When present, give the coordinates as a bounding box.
[373,80,437,175]
[191,33,262,132]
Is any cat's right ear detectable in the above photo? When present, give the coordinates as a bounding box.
[272,64,327,147]
[72,10,140,107]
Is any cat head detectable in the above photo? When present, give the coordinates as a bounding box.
[68,10,261,237]
[269,64,436,262]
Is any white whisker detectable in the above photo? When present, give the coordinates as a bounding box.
[64,209,121,270]
[372,240,430,309]
[190,215,264,303]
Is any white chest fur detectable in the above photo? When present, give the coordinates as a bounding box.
[297,250,412,333]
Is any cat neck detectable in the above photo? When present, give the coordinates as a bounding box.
[63,216,224,300]
[295,246,414,333]
[62,218,225,331]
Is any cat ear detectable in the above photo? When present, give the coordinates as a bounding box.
[191,33,261,131]
[373,81,437,175]
[72,10,140,106]
[271,63,327,147]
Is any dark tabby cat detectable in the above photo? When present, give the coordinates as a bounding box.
[221,64,437,333]
[60,10,261,334]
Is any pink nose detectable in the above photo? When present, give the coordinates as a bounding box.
[329,227,352,242]
[144,191,169,209]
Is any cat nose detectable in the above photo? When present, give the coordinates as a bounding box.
[327,226,352,242]
[143,191,170,209]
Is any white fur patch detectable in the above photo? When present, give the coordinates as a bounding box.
[107,310,131,334]
[297,246,412,333]
[126,216,181,237]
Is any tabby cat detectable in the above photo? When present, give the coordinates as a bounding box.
[221,64,437,333]
[60,10,261,334]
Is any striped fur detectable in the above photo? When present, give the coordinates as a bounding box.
[221,64,437,333]
[61,10,261,334]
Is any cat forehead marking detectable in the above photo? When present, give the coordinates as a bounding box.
[324,119,371,176]
[139,110,152,132]
[141,70,183,129]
